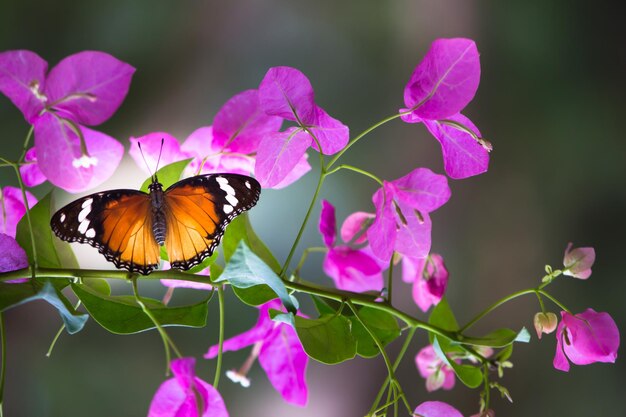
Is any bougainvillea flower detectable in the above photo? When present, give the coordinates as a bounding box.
[0,50,133,192]
[148,357,228,417]
[255,66,348,187]
[400,39,489,179]
[204,300,308,407]
[0,233,29,282]
[414,401,463,417]
[368,168,450,263]
[160,261,213,290]
[534,312,558,339]
[0,186,37,237]
[319,200,384,292]
[562,242,595,279]
[340,212,373,245]
[402,254,449,312]
[129,132,193,175]
[553,309,619,372]
[415,345,456,392]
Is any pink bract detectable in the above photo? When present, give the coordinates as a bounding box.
[254,128,311,188]
[403,254,448,312]
[0,186,37,237]
[553,309,619,372]
[562,242,595,279]
[19,147,46,187]
[415,345,456,392]
[0,233,29,280]
[148,357,228,417]
[404,38,480,120]
[129,132,192,175]
[414,401,463,417]
[259,66,316,122]
[340,212,373,244]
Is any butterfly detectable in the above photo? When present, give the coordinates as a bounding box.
[50,173,261,275]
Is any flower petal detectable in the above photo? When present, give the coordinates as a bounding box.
[323,246,384,292]
[259,66,315,122]
[270,152,311,189]
[340,211,373,245]
[254,128,311,188]
[45,51,135,126]
[409,255,448,313]
[194,378,229,417]
[0,50,48,123]
[367,187,397,263]
[19,147,47,187]
[79,126,125,191]
[307,106,349,155]
[394,207,432,260]
[319,200,336,247]
[404,38,480,120]
[423,113,489,179]
[129,132,190,175]
[0,233,28,276]
[0,186,37,237]
[213,89,283,154]
[389,168,450,213]
[259,324,309,407]
[553,319,571,372]
[561,309,619,366]
[414,401,463,417]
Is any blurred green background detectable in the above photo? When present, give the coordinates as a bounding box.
[1,0,624,416]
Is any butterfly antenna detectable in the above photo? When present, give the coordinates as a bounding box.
[154,138,165,176]
[137,141,156,182]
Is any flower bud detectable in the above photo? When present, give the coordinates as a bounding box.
[534,312,558,339]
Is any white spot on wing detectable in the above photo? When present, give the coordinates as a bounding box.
[216,176,236,195]
[60,213,66,223]
[225,194,238,206]
[223,204,233,214]
[81,198,93,208]
[85,228,96,238]
[78,206,91,222]
[245,181,251,189]
[78,220,90,235]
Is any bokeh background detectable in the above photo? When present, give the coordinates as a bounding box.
[1,1,624,416]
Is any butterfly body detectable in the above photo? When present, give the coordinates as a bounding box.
[51,173,260,275]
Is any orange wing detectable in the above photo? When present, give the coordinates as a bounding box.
[51,190,161,274]
[163,174,260,270]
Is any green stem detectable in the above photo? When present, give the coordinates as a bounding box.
[387,255,395,304]
[538,290,570,313]
[46,300,81,358]
[280,169,326,277]
[18,126,34,163]
[292,247,327,280]
[483,363,491,411]
[132,278,182,375]
[213,286,225,388]
[368,327,416,416]
[325,164,384,186]
[0,313,5,416]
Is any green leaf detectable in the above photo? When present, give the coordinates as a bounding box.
[232,284,277,307]
[294,313,356,364]
[82,278,111,296]
[457,327,531,348]
[311,295,338,315]
[433,336,482,388]
[214,241,296,313]
[0,281,87,334]
[140,159,192,192]
[349,307,400,358]
[222,214,281,272]
[16,192,78,269]
[495,344,514,362]
[428,298,459,335]
[71,283,208,334]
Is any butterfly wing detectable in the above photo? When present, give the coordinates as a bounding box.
[163,174,261,270]
[50,190,161,274]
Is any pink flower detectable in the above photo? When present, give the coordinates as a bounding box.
[160,261,213,291]
[0,50,132,192]
[553,309,619,372]
[368,168,450,263]
[562,242,595,279]
[255,67,348,187]
[0,186,37,237]
[415,345,456,392]
[204,300,308,407]
[403,254,449,312]
[414,401,463,417]
[400,39,489,179]
[148,357,228,417]
[319,200,383,293]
